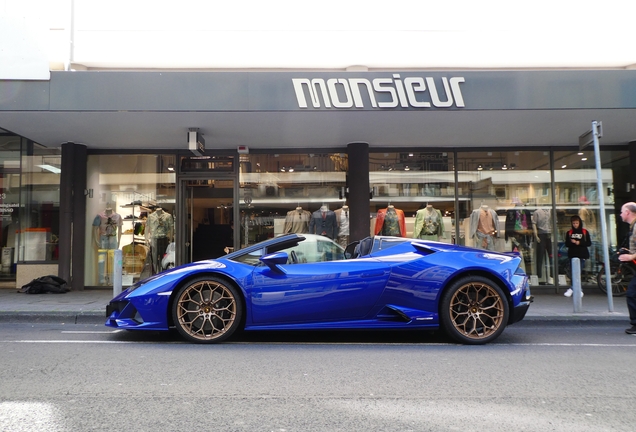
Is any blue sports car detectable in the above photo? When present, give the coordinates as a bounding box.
[106,234,532,345]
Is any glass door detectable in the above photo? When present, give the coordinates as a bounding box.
[177,177,236,266]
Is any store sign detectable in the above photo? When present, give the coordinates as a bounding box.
[292,75,465,109]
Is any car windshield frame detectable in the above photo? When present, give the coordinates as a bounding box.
[226,234,346,267]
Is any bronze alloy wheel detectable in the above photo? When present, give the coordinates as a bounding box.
[441,276,509,344]
[172,277,242,343]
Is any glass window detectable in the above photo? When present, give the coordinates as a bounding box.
[369,151,455,243]
[279,234,345,263]
[456,151,553,285]
[0,137,21,275]
[553,149,628,283]
[239,153,347,248]
[85,154,176,287]
[18,142,61,264]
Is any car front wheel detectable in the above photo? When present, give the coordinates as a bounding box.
[440,276,509,345]
[172,276,243,343]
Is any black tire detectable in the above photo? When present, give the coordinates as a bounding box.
[172,276,243,343]
[597,264,632,297]
[440,276,509,345]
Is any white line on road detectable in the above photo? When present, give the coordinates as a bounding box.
[61,330,123,334]
[1,340,636,347]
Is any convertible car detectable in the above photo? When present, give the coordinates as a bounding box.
[106,234,532,345]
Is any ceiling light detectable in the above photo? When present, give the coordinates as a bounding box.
[561,164,567,168]
[167,163,175,172]
[581,157,588,161]
[502,164,508,170]
[477,165,483,171]
[404,165,410,171]
[37,164,61,174]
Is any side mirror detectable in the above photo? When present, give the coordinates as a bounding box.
[260,252,288,273]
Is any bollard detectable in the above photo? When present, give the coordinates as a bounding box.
[113,249,123,297]
[571,258,582,313]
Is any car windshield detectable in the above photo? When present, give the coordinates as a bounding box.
[229,235,345,266]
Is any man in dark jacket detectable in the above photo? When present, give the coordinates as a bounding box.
[619,202,636,334]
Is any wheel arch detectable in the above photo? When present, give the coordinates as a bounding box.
[166,272,247,329]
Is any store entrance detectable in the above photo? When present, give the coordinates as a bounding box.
[177,177,236,266]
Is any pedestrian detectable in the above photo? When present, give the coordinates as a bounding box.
[619,202,636,334]
[563,215,591,297]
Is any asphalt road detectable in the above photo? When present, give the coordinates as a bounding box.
[1,322,635,432]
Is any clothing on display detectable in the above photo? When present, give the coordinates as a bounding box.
[121,241,149,274]
[308,206,338,239]
[283,207,311,234]
[374,205,406,237]
[469,205,499,250]
[504,207,532,252]
[335,206,350,248]
[413,205,444,240]
[146,208,174,274]
[92,208,123,250]
[532,208,553,281]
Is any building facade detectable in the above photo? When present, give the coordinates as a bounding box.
[0,70,635,290]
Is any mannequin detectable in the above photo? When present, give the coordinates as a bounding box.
[92,207,122,250]
[283,206,311,234]
[334,204,350,248]
[532,207,554,284]
[374,204,406,237]
[146,207,174,273]
[413,204,444,240]
[92,207,123,285]
[469,204,498,251]
[308,205,338,239]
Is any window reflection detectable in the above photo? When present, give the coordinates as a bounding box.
[370,152,455,243]
[239,153,347,248]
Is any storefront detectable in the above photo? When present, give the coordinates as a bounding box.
[1,70,635,289]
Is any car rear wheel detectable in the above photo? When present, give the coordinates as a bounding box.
[172,276,243,343]
[440,276,509,345]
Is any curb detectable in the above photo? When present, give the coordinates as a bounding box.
[0,312,105,325]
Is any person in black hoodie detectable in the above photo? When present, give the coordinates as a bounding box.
[563,215,591,297]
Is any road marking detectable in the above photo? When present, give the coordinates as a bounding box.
[1,340,636,347]
[61,330,123,334]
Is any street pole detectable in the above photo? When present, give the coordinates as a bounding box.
[591,121,614,312]
[113,249,122,297]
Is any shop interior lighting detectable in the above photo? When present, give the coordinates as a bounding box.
[404,165,410,171]
[167,164,175,172]
[581,157,588,161]
[477,165,483,171]
[501,164,508,170]
[561,164,567,168]
[37,164,61,174]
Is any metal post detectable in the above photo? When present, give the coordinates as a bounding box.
[113,249,123,297]
[572,258,582,312]
[592,121,615,312]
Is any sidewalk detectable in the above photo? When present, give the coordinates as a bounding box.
[0,286,630,325]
